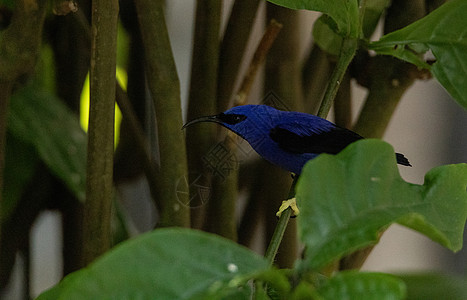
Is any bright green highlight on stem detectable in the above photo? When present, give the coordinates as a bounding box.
[296,139,467,270]
[80,68,125,146]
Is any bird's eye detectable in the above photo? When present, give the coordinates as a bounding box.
[218,113,247,125]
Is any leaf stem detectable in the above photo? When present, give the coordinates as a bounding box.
[317,38,358,119]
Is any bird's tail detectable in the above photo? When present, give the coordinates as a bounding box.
[396,153,412,167]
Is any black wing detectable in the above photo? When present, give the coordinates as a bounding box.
[269,126,363,154]
[270,126,412,166]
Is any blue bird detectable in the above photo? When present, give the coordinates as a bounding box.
[183,104,411,175]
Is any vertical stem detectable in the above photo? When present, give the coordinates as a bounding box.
[340,0,427,270]
[217,0,261,111]
[186,0,221,228]
[204,19,283,240]
[204,134,239,240]
[115,85,162,212]
[82,0,119,265]
[234,20,282,106]
[302,45,333,114]
[352,57,416,138]
[264,176,297,266]
[353,0,426,137]
[317,38,357,119]
[262,3,302,268]
[333,71,352,128]
[135,0,190,227]
[210,1,262,235]
[0,82,11,210]
[0,82,12,250]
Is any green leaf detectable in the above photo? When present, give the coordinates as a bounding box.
[266,0,360,38]
[397,272,467,300]
[37,228,271,299]
[369,0,467,109]
[313,15,342,56]
[361,0,391,38]
[313,0,391,55]
[8,84,86,202]
[296,139,467,270]
[317,271,406,300]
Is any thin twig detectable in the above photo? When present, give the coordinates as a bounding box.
[234,20,283,106]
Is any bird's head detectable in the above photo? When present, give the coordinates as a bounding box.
[182,105,276,139]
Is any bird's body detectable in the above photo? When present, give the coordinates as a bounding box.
[183,105,410,174]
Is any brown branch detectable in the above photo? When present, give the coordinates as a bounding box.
[82,0,119,265]
[217,0,261,111]
[234,19,282,106]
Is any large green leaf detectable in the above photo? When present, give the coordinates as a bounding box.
[8,84,86,202]
[370,0,467,109]
[316,271,406,300]
[37,228,272,299]
[397,272,467,300]
[296,139,467,270]
[266,0,360,38]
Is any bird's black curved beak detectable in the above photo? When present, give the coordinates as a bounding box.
[182,114,223,130]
